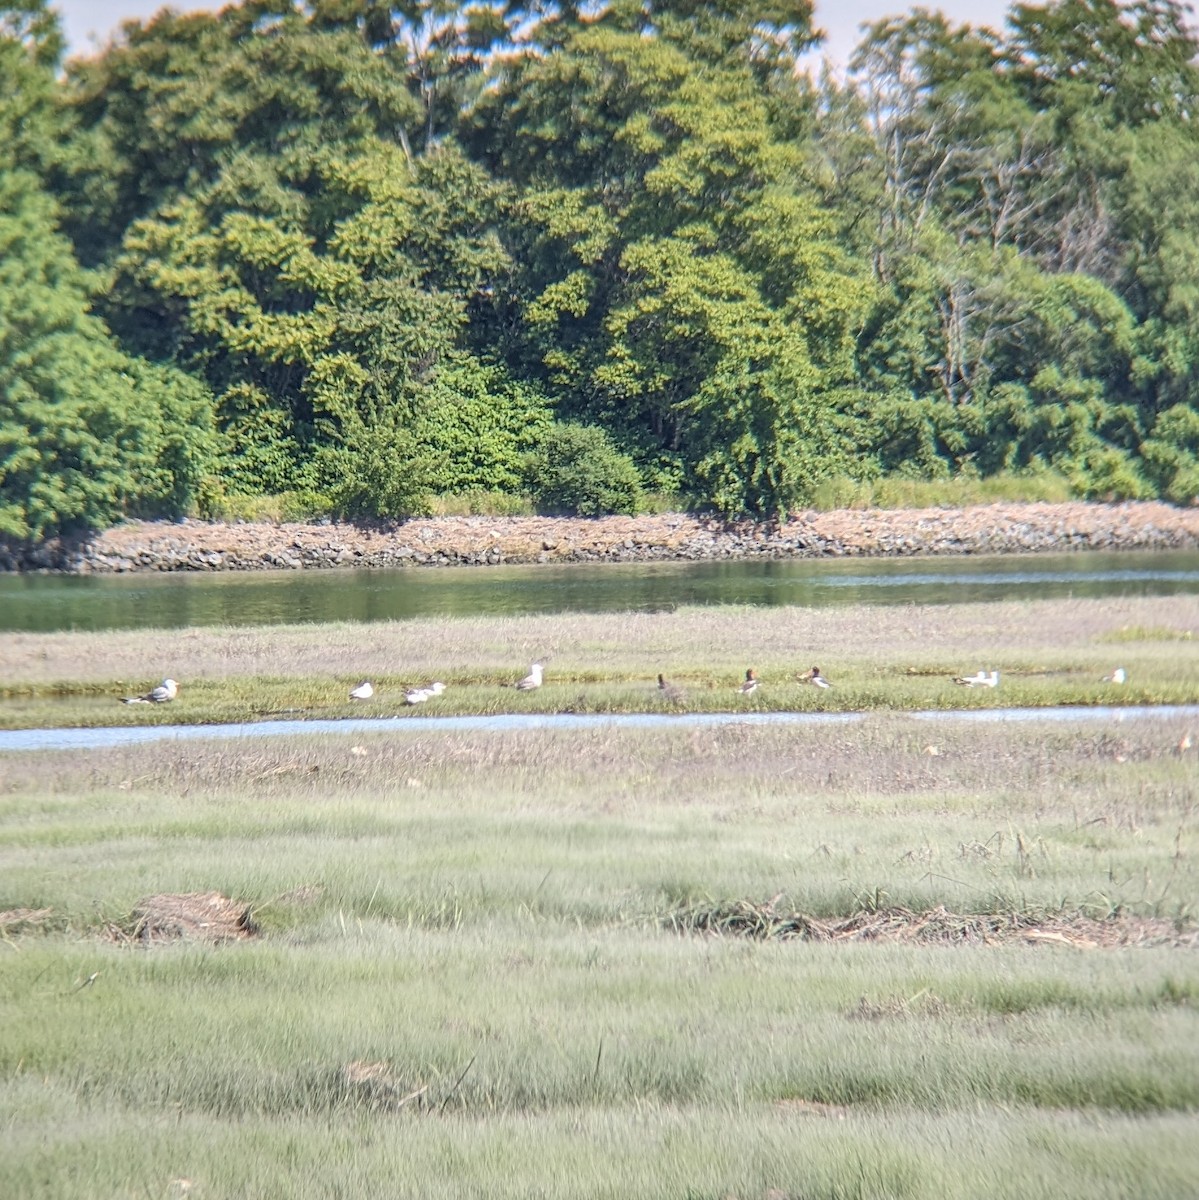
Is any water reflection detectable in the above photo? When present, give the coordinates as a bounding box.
[1,549,1198,633]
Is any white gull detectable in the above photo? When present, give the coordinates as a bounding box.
[515,663,543,691]
[953,670,999,688]
[120,678,178,704]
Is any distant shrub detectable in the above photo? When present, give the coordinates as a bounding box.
[1141,405,1199,505]
[525,422,643,516]
[1060,447,1152,501]
[320,409,437,521]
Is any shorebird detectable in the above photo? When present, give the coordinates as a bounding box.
[405,681,446,704]
[657,674,686,704]
[799,666,832,689]
[348,681,374,701]
[515,663,543,691]
[953,670,999,688]
[120,679,178,704]
[738,668,759,695]
[1101,667,1127,684]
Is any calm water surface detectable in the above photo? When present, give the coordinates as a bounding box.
[3,704,1197,753]
[2,549,1198,633]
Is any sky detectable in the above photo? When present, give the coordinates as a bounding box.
[52,0,1015,65]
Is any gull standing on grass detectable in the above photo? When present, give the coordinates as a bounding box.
[514,663,543,691]
[1101,667,1127,684]
[348,681,375,701]
[953,670,999,688]
[405,681,446,704]
[120,679,178,704]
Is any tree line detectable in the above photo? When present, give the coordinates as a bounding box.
[2,0,1198,541]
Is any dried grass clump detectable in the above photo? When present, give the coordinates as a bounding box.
[0,907,53,933]
[117,892,259,944]
[666,898,1199,949]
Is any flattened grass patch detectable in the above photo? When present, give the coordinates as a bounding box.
[665,898,1199,949]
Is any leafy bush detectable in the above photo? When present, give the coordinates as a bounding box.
[215,384,303,498]
[421,359,553,494]
[318,407,438,521]
[1141,405,1199,505]
[525,422,643,516]
[123,360,222,519]
[1059,447,1152,501]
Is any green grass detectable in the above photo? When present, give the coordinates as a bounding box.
[2,664,1196,729]
[2,619,1198,1197]
[2,667,1199,729]
[2,719,1198,1197]
[1097,625,1197,643]
[195,468,1077,525]
[427,489,537,517]
[807,469,1077,511]
[1,595,1197,728]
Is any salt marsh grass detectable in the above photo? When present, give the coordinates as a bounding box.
[2,714,1198,1197]
[1,595,1197,727]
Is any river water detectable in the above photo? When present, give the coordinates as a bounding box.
[2,549,1198,633]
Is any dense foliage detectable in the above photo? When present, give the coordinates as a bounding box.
[3,0,1199,537]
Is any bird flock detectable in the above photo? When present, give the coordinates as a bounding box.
[118,662,1132,710]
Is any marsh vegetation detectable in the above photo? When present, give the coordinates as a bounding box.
[1,595,1197,730]
[2,695,1198,1198]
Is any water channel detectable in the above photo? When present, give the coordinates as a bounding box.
[3,548,1198,633]
[3,704,1198,754]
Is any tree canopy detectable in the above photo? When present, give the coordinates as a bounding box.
[3,0,1199,539]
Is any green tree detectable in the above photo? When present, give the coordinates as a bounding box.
[0,5,217,542]
[0,170,216,541]
[61,3,514,507]
[470,7,866,515]
[1141,404,1199,504]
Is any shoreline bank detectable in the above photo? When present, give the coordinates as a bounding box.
[5,500,1199,574]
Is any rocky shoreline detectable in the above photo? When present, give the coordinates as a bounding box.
[4,501,1199,575]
